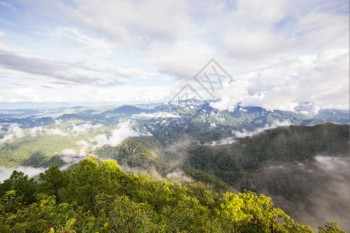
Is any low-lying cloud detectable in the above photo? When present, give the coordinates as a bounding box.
[0,166,46,182]
[58,148,87,169]
[70,123,103,134]
[0,122,105,142]
[202,137,236,146]
[91,122,139,149]
[166,169,193,183]
[132,112,180,119]
[30,126,67,137]
[0,124,25,144]
[232,120,291,138]
[259,155,350,231]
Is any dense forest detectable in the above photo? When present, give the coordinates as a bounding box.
[0,157,346,232]
[186,123,349,186]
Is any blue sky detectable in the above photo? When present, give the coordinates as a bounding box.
[0,0,348,112]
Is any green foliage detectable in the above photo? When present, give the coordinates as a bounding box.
[0,135,82,167]
[95,138,160,170]
[0,158,317,232]
[318,222,346,233]
[0,171,37,204]
[38,165,66,203]
[186,123,349,196]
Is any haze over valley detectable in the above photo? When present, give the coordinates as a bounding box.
[0,0,349,232]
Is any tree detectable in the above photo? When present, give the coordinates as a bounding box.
[62,157,102,208]
[0,171,37,204]
[318,222,346,233]
[38,165,66,203]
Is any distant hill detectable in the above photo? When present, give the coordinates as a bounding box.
[102,105,150,115]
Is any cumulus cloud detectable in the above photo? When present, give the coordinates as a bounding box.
[232,120,291,137]
[209,48,349,113]
[91,122,139,149]
[209,80,250,111]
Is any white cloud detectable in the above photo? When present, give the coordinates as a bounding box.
[28,126,68,137]
[91,122,139,149]
[232,120,291,138]
[0,166,46,182]
[0,125,70,143]
[0,124,25,144]
[132,112,180,119]
[0,0,347,113]
[54,119,63,125]
[63,0,194,46]
[314,155,348,171]
[46,128,68,136]
[166,169,193,183]
[202,137,236,146]
[76,140,89,156]
[0,47,103,85]
[70,123,102,134]
[210,80,250,111]
[58,148,87,169]
[210,48,349,112]
[29,126,45,137]
[50,27,114,57]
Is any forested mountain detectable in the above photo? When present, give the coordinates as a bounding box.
[0,104,349,231]
[94,123,350,231]
[186,123,349,182]
[0,157,346,232]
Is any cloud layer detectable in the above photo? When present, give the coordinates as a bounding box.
[0,0,348,112]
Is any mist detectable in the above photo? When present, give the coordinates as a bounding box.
[0,123,25,144]
[258,155,350,231]
[166,169,193,183]
[91,121,139,149]
[201,137,236,146]
[231,120,291,137]
[0,166,46,182]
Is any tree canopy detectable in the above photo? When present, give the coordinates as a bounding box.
[0,157,346,232]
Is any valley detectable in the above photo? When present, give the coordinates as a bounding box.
[0,103,349,231]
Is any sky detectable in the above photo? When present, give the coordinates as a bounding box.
[0,0,349,112]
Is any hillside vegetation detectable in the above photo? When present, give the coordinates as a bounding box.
[186,123,349,186]
[1,157,345,232]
